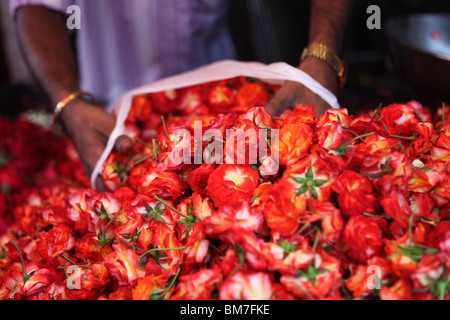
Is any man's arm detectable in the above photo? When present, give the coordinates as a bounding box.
[265,0,355,117]
[15,5,133,189]
[15,5,80,105]
[308,0,354,57]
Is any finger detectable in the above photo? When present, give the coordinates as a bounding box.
[264,95,284,117]
[114,135,134,154]
[95,175,108,193]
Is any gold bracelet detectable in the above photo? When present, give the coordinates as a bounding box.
[53,91,96,133]
[301,43,348,89]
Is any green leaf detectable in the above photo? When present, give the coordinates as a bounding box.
[296,184,308,196]
[380,164,392,174]
[310,187,319,200]
[396,243,439,262]
[306,165,314,179]
[313,179,328,187]
[155,217,170,225]
[174,219,194,226]
[280,240,296,253]
[290,174,306,184]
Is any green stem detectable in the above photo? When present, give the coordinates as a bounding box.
[383,124,390,136]
[388,134,416,141]
[100,208,122,240]
[294,222,311,237]
[12,239,30,283]
[408,213,415,245]
[134,136,152,150]
[203,133,225,144]
[397,141,408,155]
[140,246,186,258]
[134,154,154,166]
[60,254,79,267]
[92,239,114,252]
[209,242,224,255]
[437,281,446,300]
[295,284,315,300]
[365,103,382,134]
[363,212,391,220]
[161,115,171,142]
[160,266,182,298]
[152,139,159,161]
[307,184,313,213]
[343,132,374,147]
[312,228,321,254]
[229,258,245,277]
[154,195,190,220]
[118,239,147,253]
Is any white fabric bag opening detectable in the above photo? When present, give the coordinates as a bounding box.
[91,59,340,188]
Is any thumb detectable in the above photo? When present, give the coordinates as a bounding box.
[95,175,108,192]
[264,96,284,117]
[114,135,134,154]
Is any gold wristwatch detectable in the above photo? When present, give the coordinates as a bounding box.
[301,43,347,89]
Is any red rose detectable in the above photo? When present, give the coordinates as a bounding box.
[332,170,375,216]
[260,182,306,237]
[129,94,154,122]
[220,271,274,300]
[206,165,259,208]
[236,82,269,107]
[343,215,383,264]
[379,279,414,300]
[207,85,235,114]
[175,86,208,114]
[138,170,186,200]
[186,163,217,196]
[428,221,450,256]
[380,190,412,229]
[379,103,420,136]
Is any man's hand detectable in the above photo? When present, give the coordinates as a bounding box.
[265,0,354,118]
[264,57,340,117]
[59,100,134,190]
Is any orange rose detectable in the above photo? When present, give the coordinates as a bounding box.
[277,123,314,166]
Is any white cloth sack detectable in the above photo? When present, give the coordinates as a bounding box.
[91,59,340,188]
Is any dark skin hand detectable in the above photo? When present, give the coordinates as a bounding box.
[15,6,134,191]
[59,100,134,190]
[264,56,340,117]
[265,0,354,117]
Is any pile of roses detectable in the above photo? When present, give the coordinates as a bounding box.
[0,76,449,300]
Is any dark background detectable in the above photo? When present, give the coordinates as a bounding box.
[1,0,450,118]
[228,0,450,115]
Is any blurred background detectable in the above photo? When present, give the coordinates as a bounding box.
[1,0,450,119]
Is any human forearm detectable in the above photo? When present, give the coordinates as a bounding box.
[15,5,79,107]
[308,0,355,54]
[265,0,355,116]
[14,5,134,189]
[299,0,356,96]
